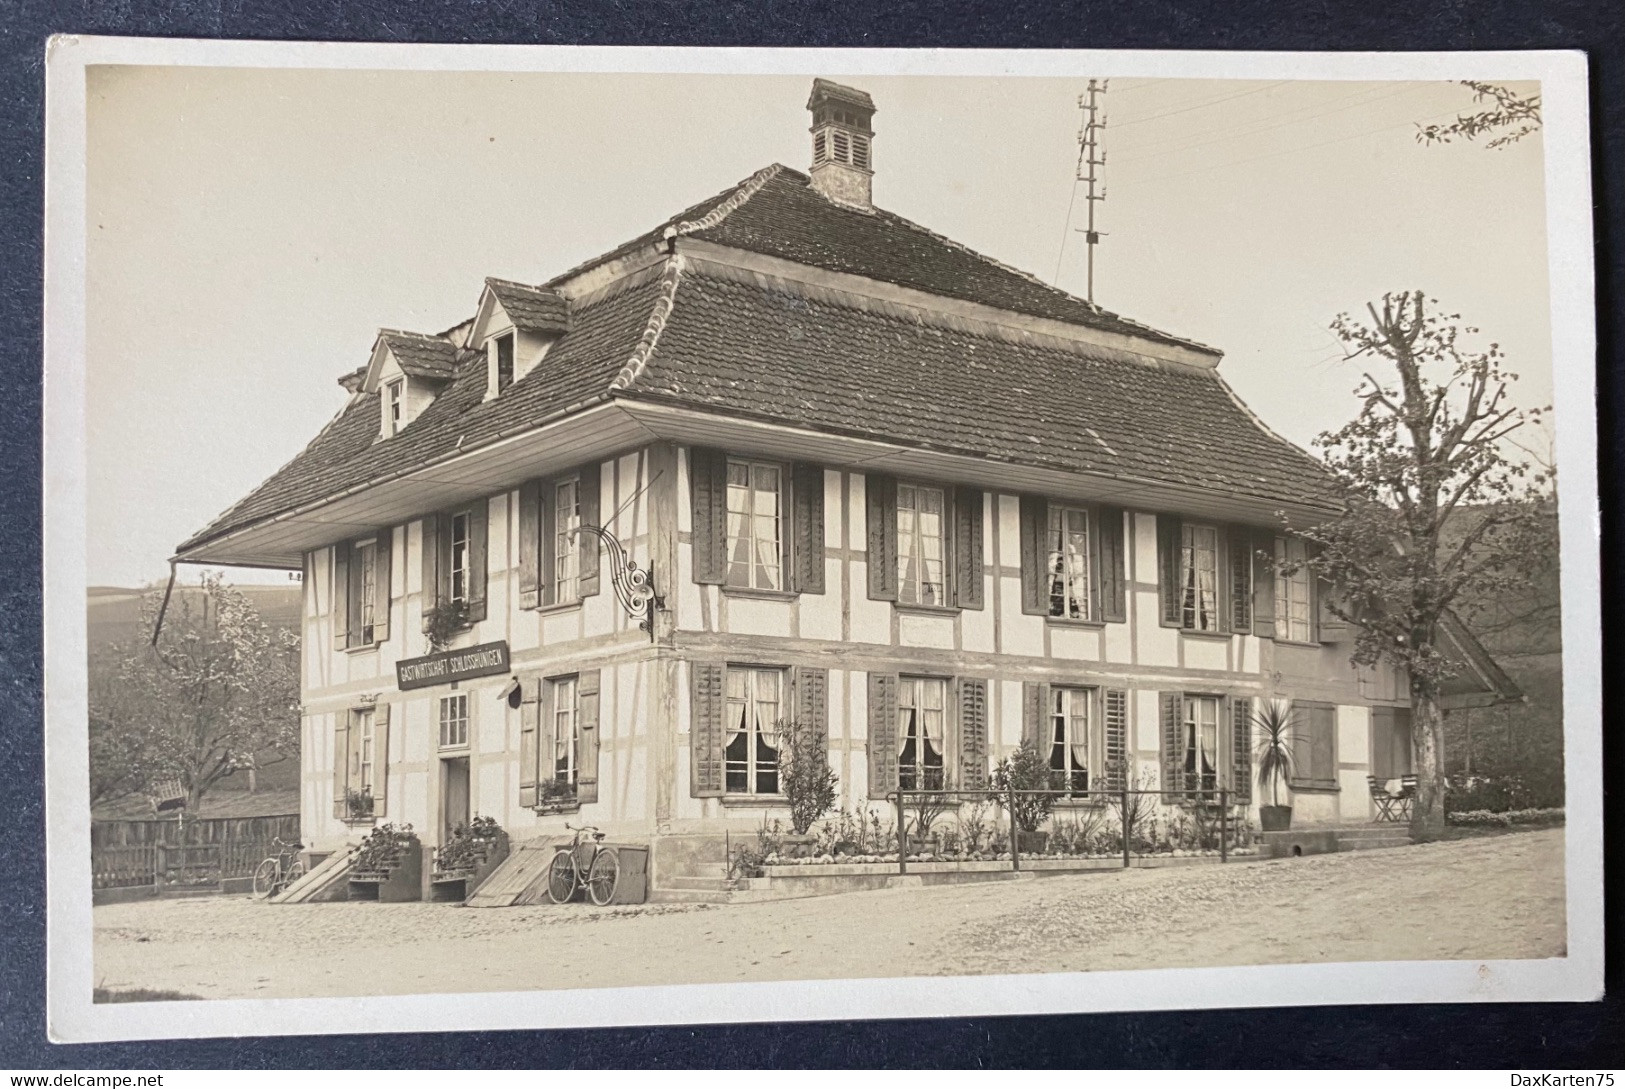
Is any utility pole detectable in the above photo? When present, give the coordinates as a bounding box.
[1075,79,1108,305]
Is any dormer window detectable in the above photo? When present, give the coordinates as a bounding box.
[384,379,404,437]
[494,332,515,393]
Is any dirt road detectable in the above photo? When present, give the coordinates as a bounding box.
[93,828,1565,1000]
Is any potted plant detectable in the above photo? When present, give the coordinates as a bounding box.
[536,777,579,813]
[1253,698,1298,832]
[345,787,375,820]
[776,719,838,837]
[990,739,1063,853]
[432,815,505,878]
[423,599,470,653]
[906,765,951,853]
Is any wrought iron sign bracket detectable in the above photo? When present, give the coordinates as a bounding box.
[572,524,663,640]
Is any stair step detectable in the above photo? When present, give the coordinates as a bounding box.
[647,888,733,905]
[663,876,732,891]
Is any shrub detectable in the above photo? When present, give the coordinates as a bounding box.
[776,720,839,835]
[990,740,1064,833]
[1445,773,1563,814]
[907,765,952,842]
[1446,807,1564,828]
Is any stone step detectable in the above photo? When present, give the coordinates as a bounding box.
[647,887,734,905]
[662,875,732,891]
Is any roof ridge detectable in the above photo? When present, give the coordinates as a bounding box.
[608,255,685,391]
[378,328,452,341]
[666,164,784,239]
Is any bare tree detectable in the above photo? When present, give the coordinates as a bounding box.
[1417,81,1542,150]
[1301,291,1551,839]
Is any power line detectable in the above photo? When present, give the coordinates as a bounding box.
[1110,80,1291,130]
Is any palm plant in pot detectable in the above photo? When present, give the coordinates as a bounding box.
[1252,698,1298,832]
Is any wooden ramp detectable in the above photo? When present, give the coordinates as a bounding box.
[271,846,354,904]
[466,838,565,908]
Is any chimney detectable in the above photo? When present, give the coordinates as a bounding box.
[807,79,876,211]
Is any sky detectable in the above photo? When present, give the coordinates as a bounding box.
[83,67,1553,589]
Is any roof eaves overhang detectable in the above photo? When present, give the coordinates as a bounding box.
[1438,610,1525,710]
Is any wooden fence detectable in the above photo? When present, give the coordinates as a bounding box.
[91,814,300,889]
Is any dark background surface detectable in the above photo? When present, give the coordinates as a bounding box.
[2,0,1620,1068]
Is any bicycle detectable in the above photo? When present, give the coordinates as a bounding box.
[545,823,620,906]
[252,837,306,899]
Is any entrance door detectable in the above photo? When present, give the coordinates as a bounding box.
[441,757,471,842]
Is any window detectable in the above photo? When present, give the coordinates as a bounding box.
[439,693,469,749]
[1050,687,1094,794]
[494,333,514,392]
[384,379,404,436]
[450,512,471,605]
[852,134,871,169]
[1047,506,1092,620]
[1275,536,1313,642]
[1182,695,1221,794]
[898,676,949,790]
[553,477,581,603]
[550,676,578,785]
[355,540,378,644]
[724,666,782,794]
[355,709,376,796]
[1291,702,1339,790]
[725,459,783,591]
[1180,523,1221,632]
[896,483,948,606]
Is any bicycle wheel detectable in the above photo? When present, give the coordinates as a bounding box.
[546,850,579,904]
[586,849,619,907]
[252,858,279,899]
[282,860,306,893]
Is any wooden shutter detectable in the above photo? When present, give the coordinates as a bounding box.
[1018,495,1047,615]
[518,676,541,808]
[866,671,900,799]
[331,715,350,819]
[865,473,898,601]
[373,531,392,643]
[372,703,391,818]
[689,447,728,585]
[1252,535,1277,639]
[1229,695,1252,803]
[1228,526,1252,634]
[577,463,602,599]
[791,462,826,595]
[957,678,989,788]
[795,666,829,757]
[1157,514,1182,628]
[517,480,543,610]
[1021,681,1049,754]
[576,669,601,804]
[332,543,351,651]
[1102,688,1128,790]
[1160,691,1184,803]
[345,543,365,648]
[1098,506,1127,623]
[1370,706,1393,781]
[1316,574,1346,644]
[420,513,441,631]
[538,679,560,796]
[953,486,984,610]
[465,501,489,623]
[1313,705,1336,786]
[689,662,726,797]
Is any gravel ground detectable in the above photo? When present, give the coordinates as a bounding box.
[93,827,1565,1000]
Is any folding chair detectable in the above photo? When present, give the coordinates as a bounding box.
[1367,775,1400,822]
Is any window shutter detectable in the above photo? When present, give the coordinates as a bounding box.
[345,543,365,648]
[957,677,989,788]
[953,486,984,610]
[1018,495,1047,615]
[866,671,899,799]
[373,531,392,644]
[1252,536,1277,639]
[795,666,829,757]
[1229,696,1252,804]
[1160,692,1184,803]
[420,514,441,631]
[1021,681,1049,754]
[578,463,602,599]
[331,716,350,819]
[1228,526,1252,634]
[1102,688,1128,790]
[791,462,826,595]
[1316,574,1346,644]
[576,669,601,804]
[1371,706,1394,781]
[332,544,351,651]
[372,703,390,818]
[1313,705,1336,786]
[1157,515,1182,628]
[518,676,540,808]
[865,473,898,601]
[517,480,542,611]
[689,447,728,585]
[538,680,559,797]
[466,500,489,623]
[689,662,726,797]
[1098,506,1127,623]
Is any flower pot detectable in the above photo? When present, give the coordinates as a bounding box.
[1016,830,1049,854]
[1259,805,1293,832]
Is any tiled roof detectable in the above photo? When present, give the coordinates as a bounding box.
[624,269,1335,509]
[485,278,571,334]
[378,330,460,381]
